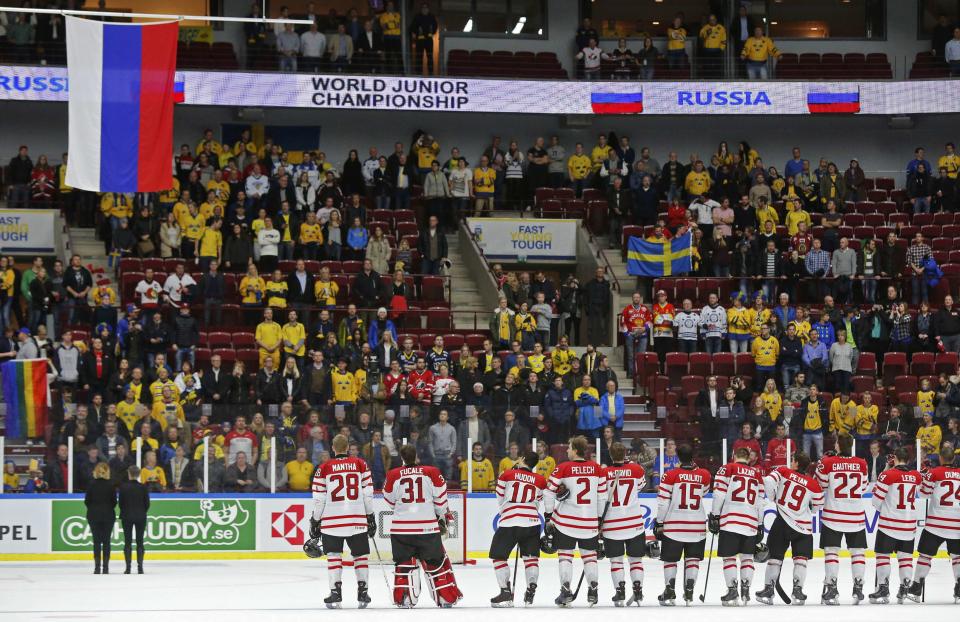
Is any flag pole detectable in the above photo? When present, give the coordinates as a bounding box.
[1,6,313,25]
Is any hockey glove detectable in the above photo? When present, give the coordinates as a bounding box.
[543,512,556,535]
[756,525,764,541]
[596,538,606,561]
[555,483,570,502]
[309,517,321,540]
[367,514,376,538]
[708,513,720,535]
[653,520,664,541]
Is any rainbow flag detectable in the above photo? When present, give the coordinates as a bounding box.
[2,359,50,439]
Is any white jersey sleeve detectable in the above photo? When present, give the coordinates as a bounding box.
[872,467,922,540]
[920,466,960,540]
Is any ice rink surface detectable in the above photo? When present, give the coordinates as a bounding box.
[0,557,956,621]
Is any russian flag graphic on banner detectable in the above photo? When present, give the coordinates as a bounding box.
[66,17,179,193]
[591,92,643,114]
[173,73,186,103]
[806,90,860,114]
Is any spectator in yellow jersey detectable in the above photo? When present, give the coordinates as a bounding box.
[828,392,858,437]
[265,269,288,309]
[197,218,222,272]
[298,211,323,261]
[938,141,960,179]
[179,203,205,260]
[255,307,283,368]
[379,1,402,72]
[534,440,556,479]
[459,442,495,491]
[497,442,522,474]
[684,160,711,199]
[330,357,358,406]
[282,309,307,369]
[590,133,611,178]
[784,199,811,236]
[285,447,313,492]
[473,155,496,216]
[100,192,133,234]
[567,142,591,197]
[916,412,942,461]
[239,264,265,306]
[698,14,727,78]
[741,26,779,79]
[666,14,687,69]
[314,266,340,309]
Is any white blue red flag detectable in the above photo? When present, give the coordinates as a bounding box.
[65,17,179,193]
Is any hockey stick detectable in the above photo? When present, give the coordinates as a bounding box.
[512,544,520,594]
[571,470,620,602]
[698,532,716,602]
[775,571,791,604]
[369,535,394,597]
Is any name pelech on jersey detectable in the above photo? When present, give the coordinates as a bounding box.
[815,455,868,533]
[920,465,960,540]
[710,462,763,536]
[656,466,712,542]
[602,462,647,540]
[496,468,547,528]
[383,464,449,535]
[311,456,375,537]
[763,466,824,535]
[872,467,922,539]
[544,460,607,539]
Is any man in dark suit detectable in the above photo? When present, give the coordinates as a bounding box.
[695,375,722,449]
[606,175,633,249]
[119,465,150,574]
[355,18,385,73]
[286,259,315,328]
[494,410,530,459]
[729,5,756,67]
[203,353,233,419]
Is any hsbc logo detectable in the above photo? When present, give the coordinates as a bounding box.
[271,504,306,545]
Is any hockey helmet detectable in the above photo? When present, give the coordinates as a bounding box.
[303,537,323,559]
[753,541,770,564]
[540,532,557,555]
[646,539,661,559]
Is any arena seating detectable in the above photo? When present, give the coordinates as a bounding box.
[446,49,567,79]
[775,52,892,79]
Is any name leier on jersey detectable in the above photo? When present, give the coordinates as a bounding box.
[711,462,763,536]
[602,462,646,540]
[545,460,607,539]
[657,466,712,542]
[383,464,449,535]
[311,456,375,537]
[921,466,960,539]
[496,468,547,528]
[816,455,868,532]
[873,467,922,539]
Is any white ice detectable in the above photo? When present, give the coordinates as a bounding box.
[0,557,956,621]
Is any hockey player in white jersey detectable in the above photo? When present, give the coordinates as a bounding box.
[309,434,376,608]
[383,444,462,608]
[543,435,607,607]
[602,442,648,606]
[816,433,869,605]
[869,446,922,604]
[489,450,547,607]
[910,443,960,602]
[709,446,764,606]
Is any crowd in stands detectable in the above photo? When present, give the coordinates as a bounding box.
[6,123,960,494]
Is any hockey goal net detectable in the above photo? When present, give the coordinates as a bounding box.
[369,491,467,564]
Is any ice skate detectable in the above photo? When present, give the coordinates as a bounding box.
[658,580,676,606]
[490,586,514,608]
[755,582,775,605]
[869,581,890,604]
[821,580,839,605]
[523,583,536,607]
[740,582,750,605]
[906,580,923,603]
[626,580,642,606]
[587,581,598,607]
[683,579,695,605]
[357,581,371,609]
[852,579,864,605]
[896,582,910,604]
[324,582,343,609]
[953,579,960,603]
[554,582,574,607]
[791,580,807,605]
[612,580,626,607]
[721,581,740,606]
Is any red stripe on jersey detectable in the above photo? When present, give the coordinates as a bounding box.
[822,508,865,516]
[393,518,439,524]
[927,514,960,523]
[720,519,758,530]
[554,511,599,524]
[664,519,707,524]
[880,515,917,523]
[821,516,865,524]
[603,523,644,531]
[722,512,758,521]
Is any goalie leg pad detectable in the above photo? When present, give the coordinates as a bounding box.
[422,556,463,607]
[393,559,421,607]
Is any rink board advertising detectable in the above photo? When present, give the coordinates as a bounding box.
[0,493,945,560]
[3,65,960,115]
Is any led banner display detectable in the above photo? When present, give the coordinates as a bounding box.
[3,64,960,115]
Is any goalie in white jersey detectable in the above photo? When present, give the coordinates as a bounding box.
[910,443,960,603]
[489,450,547,607]
[308,434,376,609]
[709,446,764,606]
[815,433,869,605]
[543,435,607,607]
[602,442,649,607]
[382,444,462,608]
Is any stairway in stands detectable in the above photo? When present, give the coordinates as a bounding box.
[445,233,487,331]
[68,226,116,304]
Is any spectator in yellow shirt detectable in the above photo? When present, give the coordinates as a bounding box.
[741,26,780,79]
[916,412,942,460]
[100,192,133,231]
[239,264,266,306]
[282,309,307,367]
[197,218,222,272]
[534,440,556,479]
[285,447,314,492]
[497,442,521,474]
[265,269,288,309]
[590,134,611,174]
[180,204,206,260]
[698,14,726,77]
[314,266,339,308]
[298,211,323,260]
[379,1,402,71]
[829,393,858,436]
[784,199,811,236]
[255,307,283,368]
[473,156,496,216]
[684,160,711,198]
[196,129,223,158]
[139,451,167,491]
[459,442,496,491]
[666,14,687,69]
[938,142,960,179]
[567,142,592,197]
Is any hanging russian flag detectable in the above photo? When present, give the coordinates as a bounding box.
[591,92,643,114]
[806,91,860,114]
[65,17,179,193]
[1,359,50,439]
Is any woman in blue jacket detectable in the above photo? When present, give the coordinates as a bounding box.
[345,217,369,261]
[599,379,625,438]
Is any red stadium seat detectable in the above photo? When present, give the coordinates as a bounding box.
[735,352,755,379]
[882,352,908,386]
[712,352,735,378]
[688,352,712,377]
[936,352,959,375]
[665,353,688,388]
